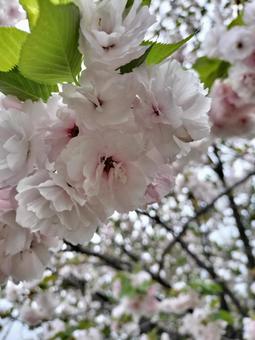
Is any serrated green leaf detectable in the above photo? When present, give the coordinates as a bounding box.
[193,57,230,89]
[0,28,28,72]
[19,0,82,85]
[20,0,39,27]
[119,45,153,74]
[145,33,195,65]
[0,68,58,102]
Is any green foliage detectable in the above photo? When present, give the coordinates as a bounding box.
[0,28,28,72]
[19,0,82,85]
[51,320,96,340]
[20,0,39,27]
[39,273,58,290]
[210,310,235,325]
[190,279,223,295]
[119,45,153,74]
[193,57,230,89]
[126,0,151,9]
[145,33,195,65]
[228,12,244,29]
[0,68,58,102]
[20,0,73,28]
[142,0,152,5]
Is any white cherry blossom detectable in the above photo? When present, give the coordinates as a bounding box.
[62,68,135,131]
[75,0,155,68]
[133,59,211,160]
[15,170,104,245]
[0,109,47,187]
[60,131,156,213]
[219,27,255,63]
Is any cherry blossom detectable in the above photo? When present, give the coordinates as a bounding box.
[59,131,156,213]
[218,27,255,63]
[62,68,135,131]
[133,59,210,160]
[15,170,104,245]
[209,80,255,137]
[0,108,47,187]
[75,0,156,68]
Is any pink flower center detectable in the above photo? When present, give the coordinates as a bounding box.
[67,124,79,138]
[101,156,117,175]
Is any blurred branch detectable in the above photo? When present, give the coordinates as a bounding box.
[213,145,255,270]
[121,245,172,289]
[65,241,172,289]
[138,211,247,316]
[157,168,255,271]
[64,241,132,271]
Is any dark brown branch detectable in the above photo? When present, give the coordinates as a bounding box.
[64,241,131,271]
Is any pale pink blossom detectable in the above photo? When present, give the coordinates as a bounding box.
[202,25,227,58]
[60,131,156,213]
[20,304,45,326]
[15,170,104,245]
[180,308,226,340]
[243,317,255,340]
[159,292,199,314]
[244,1,255,25]
[0,212,55,282]
[75,0,155,68]
[145,165,175,204]
[46,108,79,162]
[0,187,17,213]
[229,64,255,104]
[112,285,159,319]
[219,27,255,63]
[62,69,135,131]
[0,0,25,26]
[0,108,47,187]
[134,60,210,160]
[209,80,255,137]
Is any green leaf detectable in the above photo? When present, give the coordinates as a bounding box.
[193,57,230,89]
[19,0,82,85]
[228,12,244,29]
[142,0,152,5]
[20,0,73,28]
[210,310,235,325]
[190,279,223,295]
[0,68,58,102]
[145,33,195,65]
[119,45,153,74]
[20,0,39,27]
[50,0,73,4]
[0,28,28,72]
[126,0,151,8]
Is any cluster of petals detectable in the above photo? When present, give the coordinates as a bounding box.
[0,0,210,282]
[203,0,255,137]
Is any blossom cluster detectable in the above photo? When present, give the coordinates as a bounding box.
[0,0,210,282]
[203,0,255,137]
[0,0,25,26]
